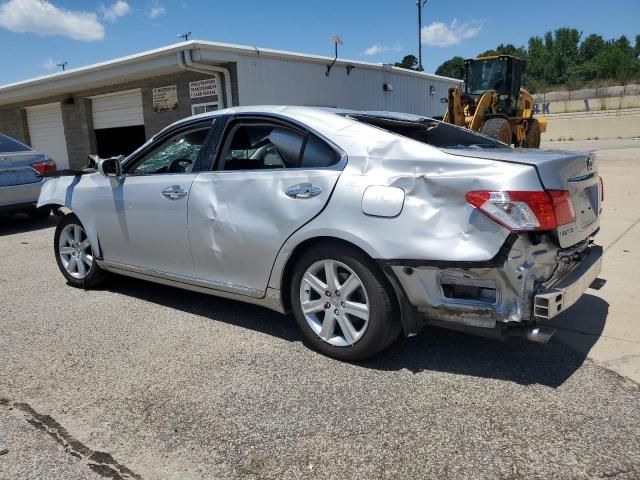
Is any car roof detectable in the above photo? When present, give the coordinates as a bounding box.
[160,106,431,145]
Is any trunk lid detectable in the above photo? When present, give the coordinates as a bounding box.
[444,147,601,247]
[0,152,47,187]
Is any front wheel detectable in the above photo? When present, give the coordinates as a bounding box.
[481,117,512,145]
[54,213,107,288]
[290,243,400,361]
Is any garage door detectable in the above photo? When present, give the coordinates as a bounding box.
[26,102,70,169]
[91,89,144,130]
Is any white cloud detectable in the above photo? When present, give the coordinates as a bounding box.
[422,18,482,47]
[362,43,402,56]
[147,0,165,18]
[42,57,57,70]
[0,0,104,41]
[100,0,130,22]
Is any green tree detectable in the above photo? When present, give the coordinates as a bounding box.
[394,54,419,71]
[435,56,465,79]
[434,28,640,92]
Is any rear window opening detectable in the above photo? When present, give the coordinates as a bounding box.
[345,113,507,150]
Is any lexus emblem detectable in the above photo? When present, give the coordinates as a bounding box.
[586,156,593,171]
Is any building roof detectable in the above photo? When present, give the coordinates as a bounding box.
[0,40,460,106]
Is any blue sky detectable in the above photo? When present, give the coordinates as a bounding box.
[0,0,638,85]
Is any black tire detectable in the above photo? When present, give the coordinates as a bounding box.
[54,213,107,289]
[28,206,51,220]
[525,119,541,148]
[290,242,401,361]
[481,117,512,144]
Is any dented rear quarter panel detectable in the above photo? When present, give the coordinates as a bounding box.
[268,118,544,291]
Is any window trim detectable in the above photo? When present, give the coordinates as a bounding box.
[191,101,219,116]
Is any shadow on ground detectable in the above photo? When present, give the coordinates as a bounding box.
[0,213,57,236]
[107,276,609,389]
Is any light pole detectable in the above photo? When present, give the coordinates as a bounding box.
[417,0,427,71]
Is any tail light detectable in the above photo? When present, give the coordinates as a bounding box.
[31,159,56,176]
[466,190,576,231]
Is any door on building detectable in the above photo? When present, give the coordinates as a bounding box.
[25,102,70,169]
[90,89,146,158]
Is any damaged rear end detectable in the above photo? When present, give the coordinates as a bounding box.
[400,147,602,342]
[345,115,604,343]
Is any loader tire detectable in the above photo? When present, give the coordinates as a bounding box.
[525,119,541,148]
[481,118,512,145]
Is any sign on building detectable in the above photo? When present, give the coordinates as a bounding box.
[152,85,178,112]
[189,78,218,99]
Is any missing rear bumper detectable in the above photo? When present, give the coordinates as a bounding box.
[533,245,603,320]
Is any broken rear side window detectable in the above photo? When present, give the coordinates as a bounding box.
[345,114,506,149]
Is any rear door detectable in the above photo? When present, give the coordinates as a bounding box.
[188,115,344,297]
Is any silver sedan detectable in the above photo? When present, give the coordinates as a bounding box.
[39,106,603,360]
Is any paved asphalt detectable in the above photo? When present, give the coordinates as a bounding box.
[1,143,640,479]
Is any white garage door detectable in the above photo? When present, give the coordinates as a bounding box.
[91,89,144,130]
[26,102,70,169]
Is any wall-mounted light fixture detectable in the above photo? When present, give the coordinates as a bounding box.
[383,83,394,92]
[429,85,436,96]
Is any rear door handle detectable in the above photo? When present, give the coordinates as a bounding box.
[285,183,322,199]
[161,185,188,200]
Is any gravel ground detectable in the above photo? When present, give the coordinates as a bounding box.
[1,206,639,479]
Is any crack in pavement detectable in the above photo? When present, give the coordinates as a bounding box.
[12,402,142,480]
[604,215,640,253]
[552,325,640,345]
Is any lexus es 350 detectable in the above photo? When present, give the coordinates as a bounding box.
[39,106,603,360]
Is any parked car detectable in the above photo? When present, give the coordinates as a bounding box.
[38,106,603,360]
[0,133,55,219]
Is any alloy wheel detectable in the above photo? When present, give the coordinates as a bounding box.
[299,259,370,347]
[58,223,93,279]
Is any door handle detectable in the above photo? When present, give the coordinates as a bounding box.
[285,183,322,199]
[161,186,188,200]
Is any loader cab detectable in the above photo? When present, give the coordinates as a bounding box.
[464,55,525,116]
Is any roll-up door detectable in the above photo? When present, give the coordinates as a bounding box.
[26,102,70,169]
[91,89,144,130]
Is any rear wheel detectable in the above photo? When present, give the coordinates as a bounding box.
[481,117,512,144]
[525,119,541,148]
[54,213,107,288]
[290,243,400,361]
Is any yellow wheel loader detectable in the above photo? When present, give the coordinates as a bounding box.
[442,55,546,148]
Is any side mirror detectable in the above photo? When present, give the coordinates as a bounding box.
[98,157,122,178]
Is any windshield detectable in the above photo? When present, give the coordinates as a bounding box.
[345,114,506,150]
[0,133,31,153]
[466,58,507,95]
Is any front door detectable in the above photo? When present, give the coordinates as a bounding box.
[94,124,212,277]
[188,118,344,296]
